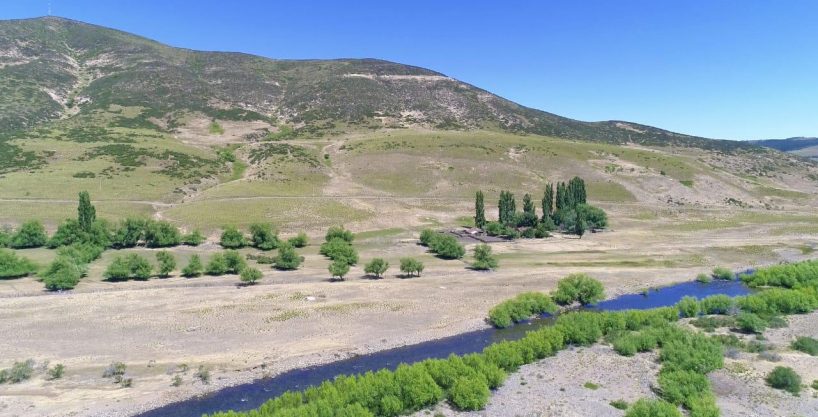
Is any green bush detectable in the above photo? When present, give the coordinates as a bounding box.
[711,267,734,280]
[144,220,181,247]
[610,400,629,410]
[735,312,767,334]
[319,237,358,265]
[41,257,83,290]
[791,336,818,356]
[0,360,35,384]
[274,243,303,270]
[419,229,438,247]
[287,232,308,248]
[156,251,176,277]
[10,220,47,248]
[740,258,818,288]
[240,267,263,285]
[699,294,733,315]
[48,219,111,248]
[428,234,465,259]
[399,258,424,277]
[182,255,203,277]
[695,273,711,283]
[111,218,147,248]
[220,226,247,249]
[47,363,65,380]
[552,273,605,306]
[676,296,700,318]
[448,375,490,411]
[325,225,354,243]
[206,253,229,275]
[660,333,723,374]
[471,244,498,270]
[182,230,205,246]
[104,254,153,281]
[766,366,801,395]
[250,223,279,250]
[364,258,389,278]
[690,315,735,332]
[658,369,711,407]
[624,399,683,417]
[57,242,104,265]
[0,249,36,279]
[488,292,557,328]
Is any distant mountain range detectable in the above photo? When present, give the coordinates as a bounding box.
[750,137,818,159]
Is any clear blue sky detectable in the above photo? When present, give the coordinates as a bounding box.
[3,1,817,140]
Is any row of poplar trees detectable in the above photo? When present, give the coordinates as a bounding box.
[474,177,588,229]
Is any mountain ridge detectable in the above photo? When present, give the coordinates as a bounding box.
[0,16,753,151]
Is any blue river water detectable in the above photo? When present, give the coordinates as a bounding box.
[135,278,751,417]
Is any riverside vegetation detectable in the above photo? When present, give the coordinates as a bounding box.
[204,259,818,417]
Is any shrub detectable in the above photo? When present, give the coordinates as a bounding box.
[552,273,605,306]
[612,336,638,356]
[759,350,782,362]
[56,242,104,265]
[319,238,358,265]
[220,226,246,249]
[690,315,735,332]
[740,259,818,288]
[791,336,818,356]
[41,258,82,290]
[393,364,444,411]
[250,223,279,250]
[274,243,303,270]
[711,267,734,280]
[325,226,354,243]
[144,220,181,247]
[364,258,389,278]
[428,235,465,259]
[103,362,127,379]
[658,369,710,407]
[448,375,490,411]
[483,222,504,237]
[2,359,35,383]
[329,259,350,280]
[10,220,48,248]
[610,399,628,410]
[488,292,557,328]
[48,219,111,248]
[699,294,733,315]
[471,244,498,270]
[156,251,176,278]
[224,250,247,273]
[47,363,65,380]
[399,258,424,277]
[624,399,682,417]
[240,267,263,285]
[104,254,153,281]
[660,333,723,374]
[182,230,205,246]
[676,296,700,318]
[766,366,801,395]
[206,253,229,275]
[735,312,767,334]
[182,255,203,277]
[419,229,438,247]
[695,273,711,283]
[0,249,37,279]
[287,232,308,248]
[111,218,146,248]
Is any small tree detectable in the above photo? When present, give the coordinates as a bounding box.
[224,250,247,273]
[182,230,205,246]
[430,235,465,259]
[181,255,203,277]
[240,267,263,285]
[144,220,181,248]
[287,232,309,248]
[220,226,246,249]
[206,253,229,275]
[364,258,389,278]
[474,191,486,229]
[329,259,350,280]
[552,273,605,306]
[77,191,96,232]
[275,242,303,270]
[42,258,82,290]
[325,225,354,243]
[472,244,498,270]
[156,251,176,278]
[400,257,424,277]
[542,183,554,221]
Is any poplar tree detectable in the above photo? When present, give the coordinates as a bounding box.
[542,183,554,220]
[77,191,96,233]
[474,191,486,229]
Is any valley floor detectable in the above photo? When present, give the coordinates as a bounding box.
[1,203,817,416]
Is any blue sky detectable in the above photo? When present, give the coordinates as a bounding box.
[3,1,817,140]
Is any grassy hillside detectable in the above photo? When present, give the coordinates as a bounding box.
[0,16,816,233]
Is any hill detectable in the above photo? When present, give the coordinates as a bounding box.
[0,16,816,233]
[751,137,818,160]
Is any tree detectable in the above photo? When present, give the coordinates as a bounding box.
[206,253,229,275]
[419,229,438,247]
[0,249,37,278]
[319,238,358,265]
[11,220,48,248]
[472,244,498,270]
[474,191,486,229]
[220,226,246,249]
[498,191,517,226]
[552,273,605,306]
[224,250,247,273]
[517,193,538,228]
[182,230,205,246]
[275,242,303,270]
[111,218,146,248]
[325,226,354,243]
[400,258,424,277]
[240,267,263,285]
[449,375,490,411]
[181,255,203,277]
[77,191,96,232]
[329,259,350,280]
[364,258,389,278]
[568,176,587,206]
[542,183,554,221]
[287,232,308,248]
[575,209,587,239]
[250,223,279,250]
[144,220,181,247]
[156,251,176,278]
[104,254,152,281]
[41,258,82,290]
[429,235,465,259]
